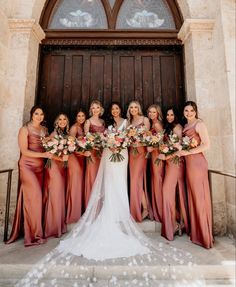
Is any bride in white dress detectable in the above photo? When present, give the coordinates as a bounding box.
[58,102,150,260]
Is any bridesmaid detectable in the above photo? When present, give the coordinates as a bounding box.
[127,101,153,222]
[43,114,69,238]
[84,100,105,207]
[177,101,213,248]
[147,104,164,222]
[160,107,189,241]
[66,110,87,223]
[6,106,51,246]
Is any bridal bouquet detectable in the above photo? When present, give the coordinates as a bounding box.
[41,134,76,168]
[155,132,182,165]
[126,125,147,155]
[103,128,129,162]
[76,132,104,162]
[182,136,198,150]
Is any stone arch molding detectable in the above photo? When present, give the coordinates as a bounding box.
[14,0,193,23]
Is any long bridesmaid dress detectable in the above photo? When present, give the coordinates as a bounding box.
[129,123,153,222]
[84,122,105,208]
[183,120,213,248]
[6,125,46,246]
[66,126,85,223]
[43,157,67,238]
[161,158,189,241]
[150,128,164,222]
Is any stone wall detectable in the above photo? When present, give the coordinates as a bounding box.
[0,0,235,239]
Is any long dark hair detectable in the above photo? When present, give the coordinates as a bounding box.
[106,102,123,127]
[75,109,87,128]
[29,105,46,126]
[164,106,180,135]
[30,105,44,120]
[182,101,199,125]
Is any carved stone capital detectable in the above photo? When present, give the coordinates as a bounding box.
[178,19,215,43]
[8,19,45,42]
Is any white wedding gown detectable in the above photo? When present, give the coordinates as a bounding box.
[57,119,150,260]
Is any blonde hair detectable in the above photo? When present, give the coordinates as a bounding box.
[54,113,70,134]
[147,104,163,122]
[126,101,143,124]
[89,100,104,117]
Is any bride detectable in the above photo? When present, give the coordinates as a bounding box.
[58,101,150,260]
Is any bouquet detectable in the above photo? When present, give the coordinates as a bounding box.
[126,125,147,155]
[103,128,129,162]
[76,132,103,163]
[182,136,198,151]
[143,130,164,158]
[155,132,182,165]
[41,134,76,168]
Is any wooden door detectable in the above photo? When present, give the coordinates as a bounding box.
[37,46,184,130]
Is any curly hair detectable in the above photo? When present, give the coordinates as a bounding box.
[54,113,70,135]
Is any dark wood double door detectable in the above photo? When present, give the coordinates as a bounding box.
[37,46,184,130]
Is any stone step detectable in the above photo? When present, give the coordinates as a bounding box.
[0,277,235,287]
[0,263,234,281]
[0,231,234,286]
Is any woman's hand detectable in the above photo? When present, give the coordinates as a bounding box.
[84,151,91,157]
[147,146,154,153]
[44,152,53,159]
[157,154,165,160]
[176,150,190,157]
[62,154,69,162]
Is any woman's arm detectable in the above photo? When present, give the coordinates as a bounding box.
[69,125,77,137]
[143,117,151,130]
[173,124,183,139]
[153,121,163,133]
[84,120,90,134]
[18,127,50,158]
[190,121,210,154]
[178,121,210,156]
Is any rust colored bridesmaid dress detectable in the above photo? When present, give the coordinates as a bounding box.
[161,158,189,241]
[84,122,105,208]
[129,124,153,222]
[150,141,164,222]
[6,125,46,246]
[183,120,213,248]
[66,126,85,223]
[43,158,67,238]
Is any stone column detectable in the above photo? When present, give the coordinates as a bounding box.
[0,19,45,237]
[178,19,227,235]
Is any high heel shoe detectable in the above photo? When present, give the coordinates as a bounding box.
[174,223,183,236]
[142,208,148,220]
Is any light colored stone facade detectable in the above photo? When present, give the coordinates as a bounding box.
[0,0,235,238]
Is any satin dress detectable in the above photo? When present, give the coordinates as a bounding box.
[129,121,153,222]
[84,122,105,208]
[183,120,213,248]
[66,126,85,223]
[43,133,67,238]
[150,128,164,222]
[161,158,189,241]
[6,125,46,246]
